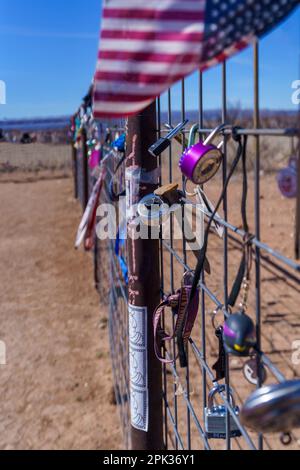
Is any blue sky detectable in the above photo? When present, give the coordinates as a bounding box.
[0,0,299,119]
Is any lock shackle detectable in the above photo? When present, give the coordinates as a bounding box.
[208,384,236,409]
[187,123,229,149]
[188,124,199,148]
[203,123,229,147]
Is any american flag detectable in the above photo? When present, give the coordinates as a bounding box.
[93,0,298,118]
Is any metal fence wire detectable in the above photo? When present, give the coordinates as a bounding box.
[72,37,300,451]
[74,127,132,448]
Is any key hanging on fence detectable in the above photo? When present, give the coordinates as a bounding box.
[148,120,189,157]
[205,384,241,439]
[164,123,189,148]
[212,326,226,381]
[153,271,199,364]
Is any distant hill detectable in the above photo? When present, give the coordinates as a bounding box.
[0,109,297,132]
[0,116,71,132]
[159,109,298,128]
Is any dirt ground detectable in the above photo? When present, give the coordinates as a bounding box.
[0,172,122,450]
[1,141,300,451]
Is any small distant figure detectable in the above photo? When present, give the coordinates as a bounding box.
[20,133,33,144]
[0,129,5,142]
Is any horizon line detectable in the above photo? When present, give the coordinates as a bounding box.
[0,108,298,123]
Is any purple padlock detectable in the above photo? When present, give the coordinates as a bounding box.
[179,141,222,185]
[277,166,297,198]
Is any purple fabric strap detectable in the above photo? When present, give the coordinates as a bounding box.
[153,286,199,364]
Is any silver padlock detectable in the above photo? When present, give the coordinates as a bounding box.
[205,384,241,439]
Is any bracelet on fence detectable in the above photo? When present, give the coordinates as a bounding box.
[153,271,199,365]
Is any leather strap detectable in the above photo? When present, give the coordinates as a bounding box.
[153,294,180,364]
[153,285,200,364]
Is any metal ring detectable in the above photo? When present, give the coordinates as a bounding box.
[183,178,198,197]
[211,305,231,330]
[280,432,292,446]
[211,306,223,330]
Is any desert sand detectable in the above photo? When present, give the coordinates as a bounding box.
[0,141,300,450]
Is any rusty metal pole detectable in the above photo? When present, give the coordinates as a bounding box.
[126,102,164,450]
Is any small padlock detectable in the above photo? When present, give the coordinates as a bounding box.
[223,311,256,357]
[148,120,189,157]
[179,124,226,185]
[205,384,241,439]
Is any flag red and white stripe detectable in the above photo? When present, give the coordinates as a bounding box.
[93,0,298,118]
[93,0,205,118]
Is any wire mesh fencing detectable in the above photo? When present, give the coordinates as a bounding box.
[73,125,131,447]
[72,39,299,451]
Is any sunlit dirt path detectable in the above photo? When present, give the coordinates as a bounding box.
[0,177,122,450]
